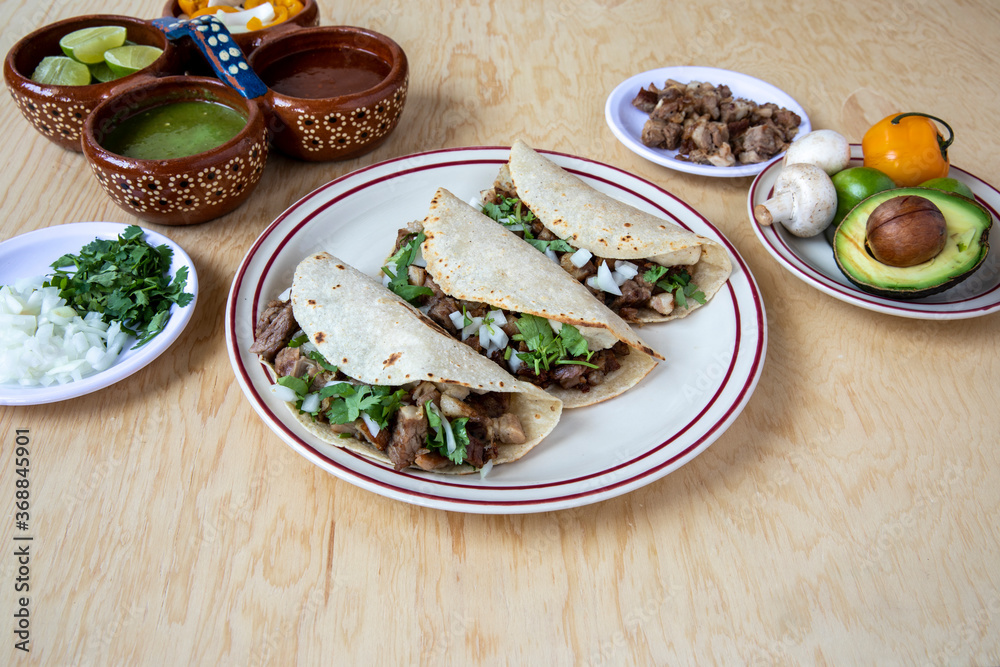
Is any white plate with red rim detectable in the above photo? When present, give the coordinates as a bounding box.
[748,145,1000,319]
[0,222,198,405]
[225,146,766,514]
[605,65,811,178]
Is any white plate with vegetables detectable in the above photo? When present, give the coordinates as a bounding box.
[226,146,766,514]
[748,145,1000,319]
[0,222,197,405]
[605,65,811,178]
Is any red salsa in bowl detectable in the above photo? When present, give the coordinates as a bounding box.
[258,46,391,99]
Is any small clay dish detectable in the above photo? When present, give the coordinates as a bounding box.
[248,26,408,161]
[4,15,182,152]
[161,0,319,54]
[81,76,268,225]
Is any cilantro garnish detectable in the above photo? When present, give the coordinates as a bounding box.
[322,383,408,429]
[526,238,576,254]
[643,266,706,310]
[287,333,309,348]
[44,225,193,348]
[382,232,434,304]
[424,401,469,465]
[483,197,578,256]
[511,314,597,374]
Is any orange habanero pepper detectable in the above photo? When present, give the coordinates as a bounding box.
[861,112,954,187]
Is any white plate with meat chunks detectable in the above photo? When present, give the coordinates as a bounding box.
[226,146,767,513]
[605,66,811,178]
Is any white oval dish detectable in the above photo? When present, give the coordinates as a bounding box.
[0,222,198,405]
[605,65,811,178]
[748,145,1000,319]
[226,146,766,514]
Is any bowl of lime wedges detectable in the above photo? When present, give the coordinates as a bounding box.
[3,15,182,151]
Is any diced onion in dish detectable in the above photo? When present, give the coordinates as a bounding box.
[461,316,483,341]
[0,280,128,386]
[448,310,465,329]
[479,458,494,478]
[569,248,593,268]
[594,261,623,296]
[507,351,523,374]
[270,383,298,403]
[614,260,640,279]
[360,411,381,437]
[544,249,559,263]
[411,245,427,268]
[300,392,321,414]
[487,310,507,327]
[277,286,292,301]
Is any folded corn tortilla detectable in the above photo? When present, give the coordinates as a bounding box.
[416,187,660,408]
[278,252,563,473]
[496,139,732,321]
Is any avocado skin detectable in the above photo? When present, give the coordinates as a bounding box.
[833,187,992,299]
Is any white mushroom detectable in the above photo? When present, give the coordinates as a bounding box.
[782,129,851,175]
[754,163,837,238]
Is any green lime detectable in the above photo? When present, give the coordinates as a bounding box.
[103,45,163,78]
[832,166,897,226]
[918,177,975,200]
[88,61,118,83]
[30,56,91,86]
[59,26,127,65]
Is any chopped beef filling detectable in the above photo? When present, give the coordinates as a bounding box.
[630,79,801,166]
[251,302,526,471]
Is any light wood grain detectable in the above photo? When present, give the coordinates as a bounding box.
[2,0,999,665]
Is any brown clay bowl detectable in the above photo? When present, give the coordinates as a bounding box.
[4,15,183,152]
[248,26,408,161]
[82,76,268,225]
[161,0,319,55]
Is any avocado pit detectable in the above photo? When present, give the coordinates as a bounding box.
[865,195,947,267]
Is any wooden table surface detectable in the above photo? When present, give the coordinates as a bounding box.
[2,1,998,664]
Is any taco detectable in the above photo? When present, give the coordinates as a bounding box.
[381,187,661,408]
[481,139,732,322]
[249,252,562,474]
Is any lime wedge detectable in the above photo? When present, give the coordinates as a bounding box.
[59,26,127,65]
[30,56,91,86]
[104,45,163,77]
[89,61,118,83]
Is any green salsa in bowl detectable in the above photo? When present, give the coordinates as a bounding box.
[82,75,268,225]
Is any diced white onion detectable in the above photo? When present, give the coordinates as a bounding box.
[585,276,600,289]
[418,304,432,315]
[611,270,628,286]
[487,310,506,327]
[478,324,490,349]
[0,279,128,386]
[507,352,523,374]
[479,458,494,478]
[489,327,509,349]
[382,273,392,287]
[448,310,466,329]
[277,286,292,301]
[461,316,483,341]
[569,248,593,268]
[360,411,381,437]
[595,261,623,295]
[614,260,639,279]
[412,245,427,268]
[544,249,559,263]
[270,384,298,403]
[300,392,321,413]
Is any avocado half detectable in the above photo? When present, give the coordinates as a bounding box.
[833,187,993,299]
